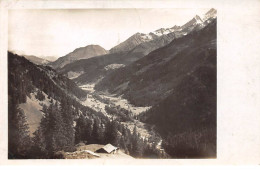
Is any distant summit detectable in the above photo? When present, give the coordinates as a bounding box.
[203,8,217,21]
[181,15,203,30]
[49,45,109,69]
[109,33,153,54]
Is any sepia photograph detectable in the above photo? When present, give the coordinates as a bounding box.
[7,7,217,159]
[1,0,260,167]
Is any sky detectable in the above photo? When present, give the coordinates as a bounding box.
[8,8,209,58]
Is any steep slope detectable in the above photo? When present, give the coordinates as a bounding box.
[110,33,154,54]
[96,19,216,106]
[181,15,203,31]
[19,92,51,135]
[49,45,109,69]
[8,52,90,135]
[142,61,216,131]
[9,52,87,99]
[140,51,216,158]
[129,32,176,56]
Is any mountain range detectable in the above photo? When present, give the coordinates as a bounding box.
[55,8,216,86]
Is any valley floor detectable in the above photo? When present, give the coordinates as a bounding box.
[80,83,151,116]
[79,83,162,149]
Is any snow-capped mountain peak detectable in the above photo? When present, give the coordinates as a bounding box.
[203,8,217,21]
[139,33,153,41]
[150,28,174,36]
[181,15,203,30]
[194,15,203,24]
[171,25,182,31]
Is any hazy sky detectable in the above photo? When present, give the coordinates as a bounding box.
[8,8,209,58]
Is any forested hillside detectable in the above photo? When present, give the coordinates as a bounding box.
[9,52,87,101]
[8,52,102,158]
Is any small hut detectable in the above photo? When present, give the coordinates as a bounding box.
[95,144,119,154]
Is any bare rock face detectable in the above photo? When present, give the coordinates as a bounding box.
[130,32,176,56]
[110,28,178,54]
[203,8,217,21]
[109,33,153,54]
[50,45,109,69]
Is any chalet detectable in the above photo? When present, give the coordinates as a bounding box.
[95,144,119,154]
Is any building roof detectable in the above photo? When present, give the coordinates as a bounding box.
[96,144,118,153]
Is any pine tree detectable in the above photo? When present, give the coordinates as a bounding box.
[8,97,31,159]
[85,118,92,144]
[53,102,67,150]
[119,136,127,152]
[36,89,45,101]
[104,120,119,146]
[40,101,67,156]
[92,118,103,144]
[30,128,47,158]
[75,115,87,144]
[130,126,143,158]
[75,114,94,145]
[60,99,75,148]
